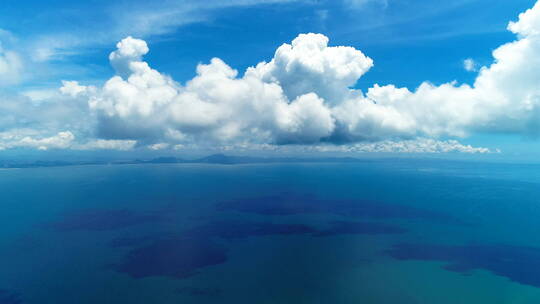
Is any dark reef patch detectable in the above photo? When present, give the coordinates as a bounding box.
[47,209,167,231]
[110,219,407,279]
[0,290,22,304]
[113,238,228,279]
[176,287,222,297]
[109,221,317,279]
[109,234,174,248]
[181,220,317,240]
[314,221,407,237]
[217,194,462,224]
[387,243,540,288]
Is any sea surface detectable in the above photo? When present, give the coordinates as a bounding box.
[1,159,540,303]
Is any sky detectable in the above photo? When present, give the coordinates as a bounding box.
[1,0,540,158]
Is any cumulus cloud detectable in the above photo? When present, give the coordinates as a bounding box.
[109,37,149,79]
[83,35,345,145]
[43,0,540,153]
[329,0,540,140]
[247,33,373,102]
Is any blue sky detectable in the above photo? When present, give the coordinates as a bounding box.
[4,0,532,87]
[1,0,540,157]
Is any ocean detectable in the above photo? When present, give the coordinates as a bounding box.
[1,159,540,303]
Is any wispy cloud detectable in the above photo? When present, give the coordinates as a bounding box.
[27,0,304,62]
[345,0,388,9]
[334,0,505,45]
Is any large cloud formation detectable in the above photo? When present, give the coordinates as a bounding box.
[29,1,538,153]
[61,1,540,151]
[75,34,347,146]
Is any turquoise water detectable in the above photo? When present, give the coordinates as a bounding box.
[1,160,540,303]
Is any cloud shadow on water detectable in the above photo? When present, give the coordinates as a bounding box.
[387,243,540,288]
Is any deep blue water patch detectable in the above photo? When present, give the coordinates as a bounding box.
[217,194,462,224]
[181,220,317,240]
[314,221,407,237]
[109,221,318,248]
[110,219,406,280]
[113,238,228,279]
[387,243,540,288]
[0,290,22,304]
[46,209,168,231]
[109,221,318,279]
[176,287,222,297]
[109,234,176,248]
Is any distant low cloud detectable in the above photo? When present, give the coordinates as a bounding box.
[75,139,137,151]
[203,138,495,154]
[0,130,137,151]
[309,138,494,154]
[0,130,74,150]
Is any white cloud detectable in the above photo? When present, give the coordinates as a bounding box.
[59,80,93,98]
[60,0,540,153]
[463,58,477,72]
[0,90,90,139]
[147,143,170,150]
[0,44,23,85]
[74,139,137,151]
[508,3,540,38]
[0,0,530,154]
[0,129,138,151]
[84,36,342,145]
[0,130,75,150]
[195,139,494,154]
[109,37,150,79]
[247,33,373,102]
[330,0,540,140]
[309,138,493,154]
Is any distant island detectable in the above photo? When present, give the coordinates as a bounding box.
[0,154,373,169]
